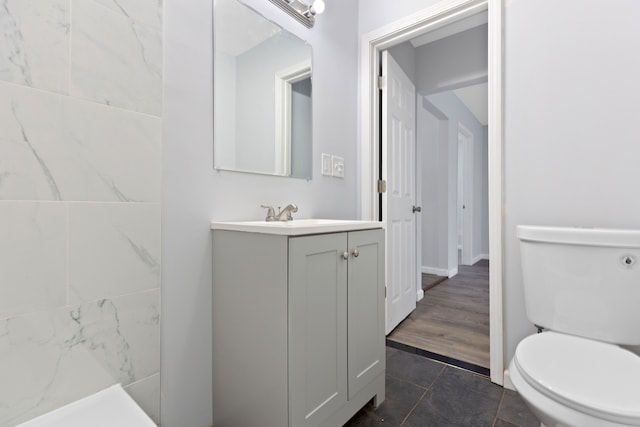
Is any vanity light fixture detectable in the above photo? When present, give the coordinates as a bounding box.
[268,0,325,28]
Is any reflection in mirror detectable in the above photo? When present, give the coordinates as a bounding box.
[214,0,313,178]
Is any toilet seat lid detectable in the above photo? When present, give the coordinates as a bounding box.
[514,331,640,425]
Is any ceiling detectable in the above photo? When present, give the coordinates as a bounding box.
[411,11,489,126]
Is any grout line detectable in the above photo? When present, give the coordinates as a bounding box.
[69,0,73,95]
[123,372,160,389]
[0,79,161,119]
[0,288,160,321]
[425,364,446,390]
[492,388,507,427]
[397,365,446,426]
[66,201,70,306]
[0,200,160,205]
[398,388,428,426]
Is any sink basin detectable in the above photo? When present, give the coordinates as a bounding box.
[210,219,382,236]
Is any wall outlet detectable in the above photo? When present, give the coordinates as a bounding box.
[332,156,345,178]
[321,153,332,176]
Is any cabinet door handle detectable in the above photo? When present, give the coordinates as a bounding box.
[342,251,349,260]
[352,249,359,258]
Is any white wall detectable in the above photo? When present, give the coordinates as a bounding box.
[162,0,360,425]
[503,0,640,360]
[360,0,640,368]
[358,0,443,35]
[0,0,162,425]
[213,51,237,168]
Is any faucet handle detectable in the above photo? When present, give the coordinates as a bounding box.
[261,205,276,222]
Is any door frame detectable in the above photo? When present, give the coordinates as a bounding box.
[274,59,312,176]
[358,0,504,385]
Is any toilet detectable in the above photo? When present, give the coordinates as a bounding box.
[16,384,156,427]
[510,225,640,427]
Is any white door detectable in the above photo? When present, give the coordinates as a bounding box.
[381,51,417,334]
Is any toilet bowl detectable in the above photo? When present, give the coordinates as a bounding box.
[512,225,640,427]
[16,384,156,427]
[509,332,640,427]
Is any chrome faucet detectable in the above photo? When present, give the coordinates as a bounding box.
[276,204,298,221]
[261,203,298,221]
[261,205,276,221]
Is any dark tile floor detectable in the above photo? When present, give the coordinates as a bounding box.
[344,347,539,427]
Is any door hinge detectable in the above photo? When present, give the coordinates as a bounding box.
[378,75,386,90]
[384,286,387,298]
[377,179,387,193]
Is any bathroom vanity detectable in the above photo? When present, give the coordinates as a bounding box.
[211,220,385,427]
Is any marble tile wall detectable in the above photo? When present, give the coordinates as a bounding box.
[0,0,162,425]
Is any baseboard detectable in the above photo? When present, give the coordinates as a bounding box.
[421,266,458,278]
[471,253,490,264]
[416,289,424,302]
[421,266,449,276]
[503,368,515,391]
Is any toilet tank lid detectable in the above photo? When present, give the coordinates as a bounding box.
[514,332,640,424]
[517,225,640,248]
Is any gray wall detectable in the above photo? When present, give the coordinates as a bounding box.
[290,78,313,179]
[162,0,359,425]
[387,42,417,83]
[360,0,640,368]
[416,24,488,94]
[420,92,489,275]
[419,100,450,274]
[234,32,310,173]
[388,25,488,97]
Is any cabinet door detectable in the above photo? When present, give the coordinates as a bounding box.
[289,233,348,427]
[347,229,385,399]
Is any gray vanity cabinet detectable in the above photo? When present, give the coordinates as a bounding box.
[289,229,385,427]
[212,225,385,427]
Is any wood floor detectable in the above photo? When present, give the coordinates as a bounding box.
[387,260,490,369]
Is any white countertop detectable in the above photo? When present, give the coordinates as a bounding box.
[210,219,383,236]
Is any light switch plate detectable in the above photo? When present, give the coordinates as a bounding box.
[321,153,332,176]
[332,156,345,178]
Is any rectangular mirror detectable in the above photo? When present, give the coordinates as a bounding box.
[214,0,313,179]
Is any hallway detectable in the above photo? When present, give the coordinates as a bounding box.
[387,260,490,371]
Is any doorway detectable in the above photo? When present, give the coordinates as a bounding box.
[359,0,504,385]
[457,122,474,266]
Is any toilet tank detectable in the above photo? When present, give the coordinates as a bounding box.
[517,225,640,345]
